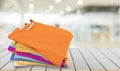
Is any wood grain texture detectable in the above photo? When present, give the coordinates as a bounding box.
[61,49,75,71]
[79,48,105,71]
[98,48,120,69]
[70,48,90,71]
[88,48,120,71]
[31,65,46,71]
[0,51,11,69]
[0,48,6,53]
[0,48,9,59]
[0,48,120,71]
[46,66,60,71]
[1,61,16,70]
[15,66,32,71]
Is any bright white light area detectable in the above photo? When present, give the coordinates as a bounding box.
[24,13,60,25]
[48,5,54,10]
[66,6,71,12]
[0,13,21,27]
[77,0,83,6]
[29,0,33,1]
[55,0,61,3]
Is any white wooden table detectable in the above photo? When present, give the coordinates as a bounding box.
[0,47,120,71]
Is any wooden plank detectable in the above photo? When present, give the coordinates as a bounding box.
[79,48,105,71]
[61,49,75,71]
[1,61,16,70]
[31,65,46,71]
[46,66,60,71]
[108,48,120,59]
[1,48,120,71]
[0,53,11,69]
[0,48,6,53]
[88,48,119,71]
[0,49,9,59]
[15,66,32,71]
[70,48,90,71]
[98,48,120,69]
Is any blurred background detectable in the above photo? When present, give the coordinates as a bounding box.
[0,0,120,48]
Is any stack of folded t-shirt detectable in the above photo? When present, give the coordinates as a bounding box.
[8,19,73,67]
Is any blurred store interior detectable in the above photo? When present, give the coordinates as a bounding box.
[0,0,120,48]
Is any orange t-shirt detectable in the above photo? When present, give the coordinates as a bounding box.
[8,20,73,67]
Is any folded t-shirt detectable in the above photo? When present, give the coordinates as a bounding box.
[11,54,66,67]
[8,45,64,65]
[8,42,69,66]
[8,45,68,67]
[8,20,73,66]
[9,41,68,60]
[14,61,57,67]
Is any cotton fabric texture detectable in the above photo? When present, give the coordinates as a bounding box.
[8,20,73,67]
